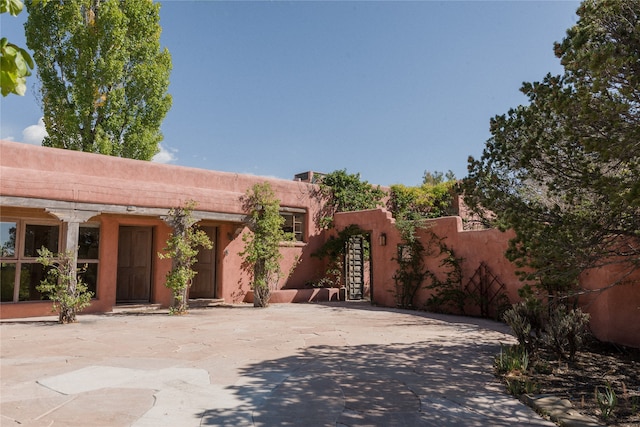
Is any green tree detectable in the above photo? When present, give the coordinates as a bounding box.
[24,0,172,159]
[317,169,386,227]
[240,182,292,307]
[0,0,36,96]
[36,247,94,324]
[388,171,457,221]
[422,170,456,186]
[463,0,640,296]
[313,169,384,288]
[159,201,212,315]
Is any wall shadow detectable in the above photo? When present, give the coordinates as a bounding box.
[312,301,514,335]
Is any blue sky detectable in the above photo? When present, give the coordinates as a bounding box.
[1,0,580,186]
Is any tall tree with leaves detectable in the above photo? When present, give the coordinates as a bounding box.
[463,0,639,296]
[0,0,37,96]
[317,169,386,228]
[25,0,172,159]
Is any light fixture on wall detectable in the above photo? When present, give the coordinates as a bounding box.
[379,233,387,246]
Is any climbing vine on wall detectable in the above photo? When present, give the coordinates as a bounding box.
[159,200,213,315]
[423,232,466,314]
[240,182,293,307]
[392,219,466,312]
[393,219,428,309]
[312,224,367,288]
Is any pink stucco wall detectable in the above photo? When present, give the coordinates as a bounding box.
[334,209,640,348]
[0,140,326,317]
[334,210,521,309]
[578,265,640,347]
[0,140,319,214]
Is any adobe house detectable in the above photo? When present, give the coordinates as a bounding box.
[0,140,329,318]
[2,140,638,349]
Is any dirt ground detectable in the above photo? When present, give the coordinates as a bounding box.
[498,338,640,426]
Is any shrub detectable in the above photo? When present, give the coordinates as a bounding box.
[503,289,590,361]
[502,301,542,354]
[159,201,213,315]
[541,304,590,361]
[36,248,94,324]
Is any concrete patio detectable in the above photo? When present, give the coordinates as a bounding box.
[1,302,556,426]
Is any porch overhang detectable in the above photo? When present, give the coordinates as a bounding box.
[0,196,249,223]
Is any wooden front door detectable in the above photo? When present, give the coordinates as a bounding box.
[117,226,153,303]
[189,226,217,299]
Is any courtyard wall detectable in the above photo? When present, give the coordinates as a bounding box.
[334,209,640,348]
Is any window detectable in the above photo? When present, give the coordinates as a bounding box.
[397,244,413,262]
[1,221,60,302]
[0,220,100,303]
[0,221,18,302]
[280,208,305,242]
[1,222,16,258]
[78,225,100,296]
[0,263,16,302]
[24,224,60,257]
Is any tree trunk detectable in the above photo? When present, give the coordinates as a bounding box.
[253,259,270,307]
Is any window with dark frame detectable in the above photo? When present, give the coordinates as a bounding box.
[78,225,100,296]
[0,220,100,303]
[280,209,305,242]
